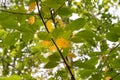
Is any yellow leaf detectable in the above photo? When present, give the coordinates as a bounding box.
[49,45,57,52]
[46,19,54,32]
[41,40,51,47]
[28,16,35,25]
[28,2,37,12]
[68,53,76,58]
[56,38,70,48]
[105,76,111,80]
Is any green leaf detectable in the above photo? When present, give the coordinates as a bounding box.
[0,75,22,80]
[73,60,94,69]
[106,32,119,42]
[16,14,27,24]
[62,48,69,57]
[90,74,102,80]
[0,13,19,29]
[18,23,33,32]
[112,58,120,68]
[0,13,10,21]
[75,30,96,39]
[44,61,58,68]
[72,30,97,46]
[65,18,86,31]
[3,32,20,46]
[0,29,8,39]
[57,7,72,16]
[37,32,51,40]
[71,36,83,43]
[43,0,65,10]
[110,26,120,35]
[113,0,117,2]
[100,40,108,51]
[55,70,68,79]
[79,69,93,79]
[22,32,34,43]
[8,75,22,80]
[41,5,51,18]
[48,52,60,61]
[51,28,64,39]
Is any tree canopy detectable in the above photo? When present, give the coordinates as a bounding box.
[0,0,120,80]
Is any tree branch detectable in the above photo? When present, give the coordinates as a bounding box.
[35,0,75,80]
[99,43,120,72]
[0,9,38,15]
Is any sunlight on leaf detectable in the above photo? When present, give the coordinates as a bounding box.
[28,16,35,25]
[105,76,111,80]
[49,45,57,52]
[41,40,51,47]
[28,2,37,12]
[56,38,70,48]
[46,19,54,32]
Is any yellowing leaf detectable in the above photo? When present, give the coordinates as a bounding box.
[56,38,70,48]
[68,53,76,58]
[105,67,109,72]
[28,2,37,12]
[56,18,65,28]
[41,40,51,47]
[49,45,57,52]
[46,19,54,32]
[28,16,35,25]
[105,76,111,80]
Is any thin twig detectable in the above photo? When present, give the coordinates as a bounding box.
[35,1,49,33]
[99,43,120,72]
[0,0,65,18]
[47,1,65,20]
[0,9,38,15]
[49,8,57,28]
[35,0,75,80]
[51,39,75,80]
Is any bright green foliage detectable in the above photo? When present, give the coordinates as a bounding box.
[65,18,86,31]
[0,75,22,80]
[0,0,120,80]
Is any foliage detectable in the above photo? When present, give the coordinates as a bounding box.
[0,0,120,80]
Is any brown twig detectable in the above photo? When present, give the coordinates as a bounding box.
[35,0,75,80]
[49,8,57,28]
